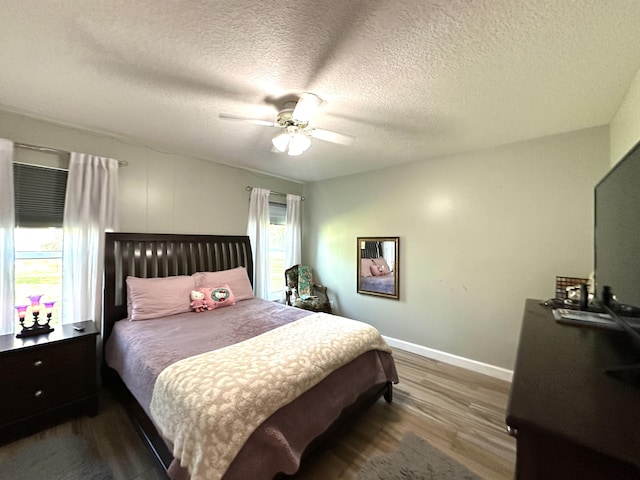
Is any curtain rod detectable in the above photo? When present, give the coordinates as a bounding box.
[14,142,129,167]
[246,186,305,201]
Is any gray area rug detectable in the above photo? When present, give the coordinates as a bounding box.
[355,432,481,480]
[0,434,113,480]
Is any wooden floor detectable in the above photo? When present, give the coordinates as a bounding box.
[0,349,516,479]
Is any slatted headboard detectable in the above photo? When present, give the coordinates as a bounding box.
[103,232,253,340]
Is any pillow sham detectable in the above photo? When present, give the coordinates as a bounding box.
[361,259,374,277]
[373,257,391,274]
[192,267,254,301]
[126,275,195,321]
[196,285,236,310]
[370,264,387,276]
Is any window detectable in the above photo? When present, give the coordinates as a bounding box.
[267,202,286,301]
[13,163,67,327]
[14,228,63,326]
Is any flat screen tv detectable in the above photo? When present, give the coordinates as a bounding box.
[594,139,640,315]
[594,139,640,376]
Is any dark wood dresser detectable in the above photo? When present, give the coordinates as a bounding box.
[0,321,99,443]
[506,299,640,479]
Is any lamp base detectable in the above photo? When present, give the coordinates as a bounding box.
[16,325,54,338]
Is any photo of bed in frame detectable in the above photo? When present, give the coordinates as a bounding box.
[101,232,398,480]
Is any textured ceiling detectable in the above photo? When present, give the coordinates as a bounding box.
[1,1,640,182]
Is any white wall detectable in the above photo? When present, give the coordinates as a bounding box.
[0,109,613,371]
[0,110,303,234]
[303,126,610,370]
[610,68,640,166]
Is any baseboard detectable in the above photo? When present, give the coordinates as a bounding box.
[382,336,513,382]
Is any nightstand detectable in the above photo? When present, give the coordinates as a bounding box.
[0,321,99,443]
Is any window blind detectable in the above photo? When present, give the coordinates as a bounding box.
[269,202,286,226]
[361,241,382,259]
[13,163,68,228]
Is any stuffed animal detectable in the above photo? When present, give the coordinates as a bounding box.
[190,290,208,312]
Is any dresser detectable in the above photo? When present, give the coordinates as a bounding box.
[0,321,99,443]
[506,300,640,479]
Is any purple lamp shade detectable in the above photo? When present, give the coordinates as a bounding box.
[15,305,29,319]
[44,301,56,315]
[28,294,43,313]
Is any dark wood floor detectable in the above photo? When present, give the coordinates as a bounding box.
[0,348,516,479]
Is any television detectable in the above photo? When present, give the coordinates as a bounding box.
[594,139,640,314]
[594,139,640,376]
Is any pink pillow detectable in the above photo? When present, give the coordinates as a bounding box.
[370,264,386,276]
[192,267,254,301]
[361,259,374,277]
[373,258,391,274]
[197,285,236,310]
[126,275,195,320]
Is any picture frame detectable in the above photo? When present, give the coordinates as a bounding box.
[357,237,399,300]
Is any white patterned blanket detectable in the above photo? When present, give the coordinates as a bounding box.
[149,313,392,480]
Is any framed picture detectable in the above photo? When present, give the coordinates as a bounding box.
[357,237,399,300]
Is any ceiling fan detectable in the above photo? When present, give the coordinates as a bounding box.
[218,93,355,156]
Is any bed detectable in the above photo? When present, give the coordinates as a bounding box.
[359,258,395,295]
[359,273,395,295]
[102,232,398,480]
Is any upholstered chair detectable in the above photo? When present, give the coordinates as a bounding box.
[284,264,332,314]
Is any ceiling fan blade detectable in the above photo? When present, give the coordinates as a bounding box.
[218,113,279,128]
[292,93,323,123]
[309,128,355,146]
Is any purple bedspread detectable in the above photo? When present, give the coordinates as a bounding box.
[360,274,395,295]
[104,298,398,480]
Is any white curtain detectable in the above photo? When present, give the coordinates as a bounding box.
[383,241,395,271]
[62,153,118,328]
[0,139,15,335]
[284,194,301,269]
[246,188,270,299]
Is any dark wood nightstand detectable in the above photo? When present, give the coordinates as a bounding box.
[0,321,99,443]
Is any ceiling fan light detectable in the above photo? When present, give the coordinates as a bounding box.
[287,132,311,156]
[287,145,305,156]
[272,132,290,152]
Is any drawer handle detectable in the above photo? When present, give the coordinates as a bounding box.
[34,390,44,398]
[34,360,43,367]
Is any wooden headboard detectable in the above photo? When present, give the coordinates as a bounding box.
[103,232,253,340]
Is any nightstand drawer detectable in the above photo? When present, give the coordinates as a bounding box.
[0,323,99,442]
[0,368,89,423]
[0,339,89,383]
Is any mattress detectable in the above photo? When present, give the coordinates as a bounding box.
[360,274,395,295]
[104,298,398,479]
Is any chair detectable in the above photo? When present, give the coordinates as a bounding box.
[285,264,332,314]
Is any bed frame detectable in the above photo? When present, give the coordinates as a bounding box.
[101,232,392,478]
[103,232,254,341]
